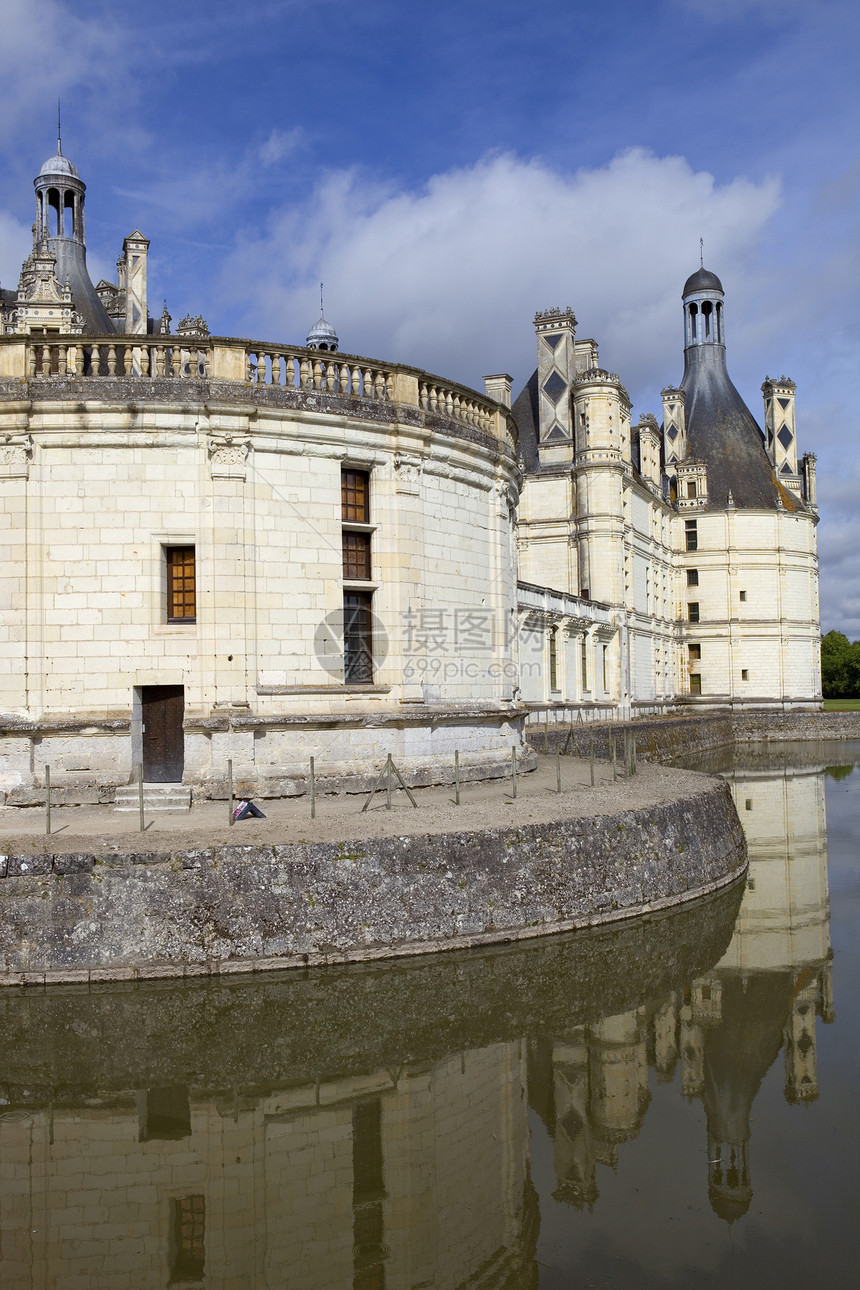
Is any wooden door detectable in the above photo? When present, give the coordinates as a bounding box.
[141,685,185,782]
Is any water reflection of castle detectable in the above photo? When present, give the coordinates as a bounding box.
[0,761,835,1284]
[530,759,833,1223]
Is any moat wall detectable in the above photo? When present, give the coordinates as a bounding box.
[0,778,746,986]
[529,710,860,762]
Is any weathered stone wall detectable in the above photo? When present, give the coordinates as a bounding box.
[0,778,745,985]
[0,879,744,1097]
[529,710,860,762]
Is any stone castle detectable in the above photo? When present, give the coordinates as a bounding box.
[0,141,821,800]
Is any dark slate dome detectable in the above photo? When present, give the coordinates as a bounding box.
[683,267,723,296]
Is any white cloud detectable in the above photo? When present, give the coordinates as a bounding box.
[217,148,782,401]
[0,211,31,289]
[0,1,129,146]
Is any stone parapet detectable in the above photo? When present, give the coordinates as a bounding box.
[0,775,746,984]
[528,709,860,762]
[0,878,744,1092]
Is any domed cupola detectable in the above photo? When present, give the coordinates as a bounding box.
[676,264,791,511]
[306,285,338,351]
[682,264,725,350]
[30,134,112,333]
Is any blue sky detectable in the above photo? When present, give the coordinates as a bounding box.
[1,0,858,633]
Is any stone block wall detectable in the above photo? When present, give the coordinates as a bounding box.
[0,776,745,984]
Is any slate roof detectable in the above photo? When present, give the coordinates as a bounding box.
[511,370,540,471]
[680,344,801,512]
[683,267,724,295]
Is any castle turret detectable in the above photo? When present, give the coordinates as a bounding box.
[678,267,796,512]
[32,141,113,333]
[572,367,630,602]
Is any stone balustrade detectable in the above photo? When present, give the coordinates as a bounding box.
[0,334,515,447]
[418,379,495,434]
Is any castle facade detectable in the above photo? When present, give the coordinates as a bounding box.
[0,144,820,799]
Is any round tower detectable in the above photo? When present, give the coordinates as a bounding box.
[571,367,629,604]
[31,141,112,333]
[682,266,725,351]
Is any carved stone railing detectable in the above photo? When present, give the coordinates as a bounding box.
[417,379,494,434]
[21,336,211,380]
[0,334,515,448]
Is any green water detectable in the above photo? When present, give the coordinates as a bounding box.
[1,742,858,1288]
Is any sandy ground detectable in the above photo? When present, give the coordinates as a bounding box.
[0,755,718,857]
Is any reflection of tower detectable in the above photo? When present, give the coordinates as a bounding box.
[681,760,833,1223]
[530,1008,651,1210]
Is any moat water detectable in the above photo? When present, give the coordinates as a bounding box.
[0,741,858,1289]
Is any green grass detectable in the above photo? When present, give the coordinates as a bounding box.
[823,698,860,711]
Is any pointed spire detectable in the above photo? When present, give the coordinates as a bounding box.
[699,237,704,268]
[57,99,62,155]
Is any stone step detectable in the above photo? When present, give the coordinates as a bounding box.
[114,783,192,813]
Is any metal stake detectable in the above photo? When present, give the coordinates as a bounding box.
[589,735,595,787]
[386,753,392,810]
[45,764,51,836]
[138,762,145,832]
[228,758,234,826]
[631,733,637,775]
[612,737,617,781]
[454,750,460,805]
[556,751,562,794]
[511,746,517,799]
[310,756,316,819]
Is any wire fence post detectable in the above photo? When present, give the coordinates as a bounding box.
[611,736,617,782]
[589,734,595,787]
[631,733,637,775]
[138,762,145,833]
[228,758,234,826]
[454,750,460,805]
[310,756,316,819]
[45,764,51,836]
[511,746,517,799]
[556,751,562,794]
[386,753,392,810]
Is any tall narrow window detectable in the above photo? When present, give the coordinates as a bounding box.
[170,1195,204,1283]
[343,531,372,580]
[166,546,196,622]
[581,638,589,692]
[686,480,697,499]
[687,569,699,586]
[549,629,558,691]
[342,469,374,684]
[688,602,700,623]
[690,674,702,695]
[344,592,373,684]
[342,469,370,523]
[353,1100,386,1290]
[688,643,701,661]
[602,644,608,692]
[685,520,698,552]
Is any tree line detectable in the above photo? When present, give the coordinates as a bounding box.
[821,630,860,698]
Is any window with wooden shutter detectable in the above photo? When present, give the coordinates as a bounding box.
[166,546,196,622]
[342,469,370,522]
[343,531,372,580]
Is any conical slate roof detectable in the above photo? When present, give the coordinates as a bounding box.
[679,269,800,511]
